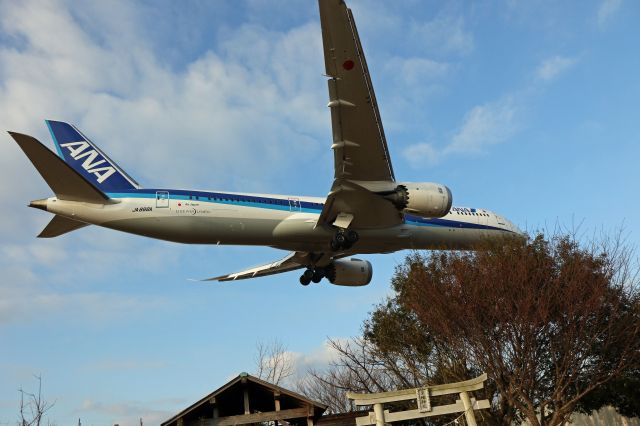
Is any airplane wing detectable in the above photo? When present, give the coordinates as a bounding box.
[319,0,394,182]
[201,252,309,282]
[200,251,352,282]
[317,0,403,230]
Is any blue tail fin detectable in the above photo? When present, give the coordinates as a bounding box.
[46,120,139,192]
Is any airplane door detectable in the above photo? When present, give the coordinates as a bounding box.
[288,198,301,211]
[156,191,169,208]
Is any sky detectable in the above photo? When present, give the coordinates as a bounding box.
[1,0,639,424]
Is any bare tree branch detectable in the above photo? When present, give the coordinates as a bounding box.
[254,339,294,386]
[18,375,55,426]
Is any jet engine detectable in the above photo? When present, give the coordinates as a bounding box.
[381,182,452,218]
[325,258,372,286]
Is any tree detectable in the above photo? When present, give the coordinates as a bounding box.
[575,366,640,418]
[387,233,640,425]
[17,375,55,426]
[302,233,640,425]
[298,338,406,414]
[254,339,295,386]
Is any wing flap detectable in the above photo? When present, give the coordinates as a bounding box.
[202,252,308,282]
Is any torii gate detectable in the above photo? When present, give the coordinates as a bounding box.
[346,374,490,426]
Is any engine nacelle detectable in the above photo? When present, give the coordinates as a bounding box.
[325,258,373,287]
[382,182,452,218]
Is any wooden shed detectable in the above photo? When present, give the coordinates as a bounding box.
[161,373,328,426]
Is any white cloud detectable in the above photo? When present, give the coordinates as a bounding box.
[597,0,623,28]
[83,359,167,373]
[291,339,345,373]
[0,233,177,324]
[392,57,450,84]
[250,339,347,389]
[0,0,326,201]
[536,55,578,81]
[402,143,440,167]
[0,277,169,325]
[402,96,520,168]
[446,97,519,155]
[0,0,329,324]
[410,15,474,55]
[79,399,177,426]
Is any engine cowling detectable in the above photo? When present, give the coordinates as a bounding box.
[382,182,452,218]
[325,258,373,287]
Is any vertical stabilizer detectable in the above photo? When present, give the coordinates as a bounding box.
[9,131,111,203]
[46,120,139,192]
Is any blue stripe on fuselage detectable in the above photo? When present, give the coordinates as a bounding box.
[106,189,506,232]
[106,189,323,214]
[404,214,505,232]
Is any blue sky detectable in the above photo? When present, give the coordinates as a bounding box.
[1,0,639,424]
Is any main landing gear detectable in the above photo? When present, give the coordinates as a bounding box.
[330,229,359,251]
[299,229,359,285]
[299,267,325,286]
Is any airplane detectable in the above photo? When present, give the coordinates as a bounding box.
[8,0,522,287]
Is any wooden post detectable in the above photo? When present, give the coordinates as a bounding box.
[373,403,385,426]
[244,387,250,415]
[307,404,315,426]
[459,391,477,426]
[274,392,280,426]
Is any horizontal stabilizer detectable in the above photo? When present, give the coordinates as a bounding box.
[38,215,90,238]
[8,131,111,204]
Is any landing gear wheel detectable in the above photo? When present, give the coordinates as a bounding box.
[300,269,314,286]
[330,228,359,252]
[312,269,324,283]
[299,275,311,286]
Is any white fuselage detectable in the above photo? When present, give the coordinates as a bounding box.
[40,188,521,254]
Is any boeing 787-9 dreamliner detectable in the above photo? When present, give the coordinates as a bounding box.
[9,0,522,286]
